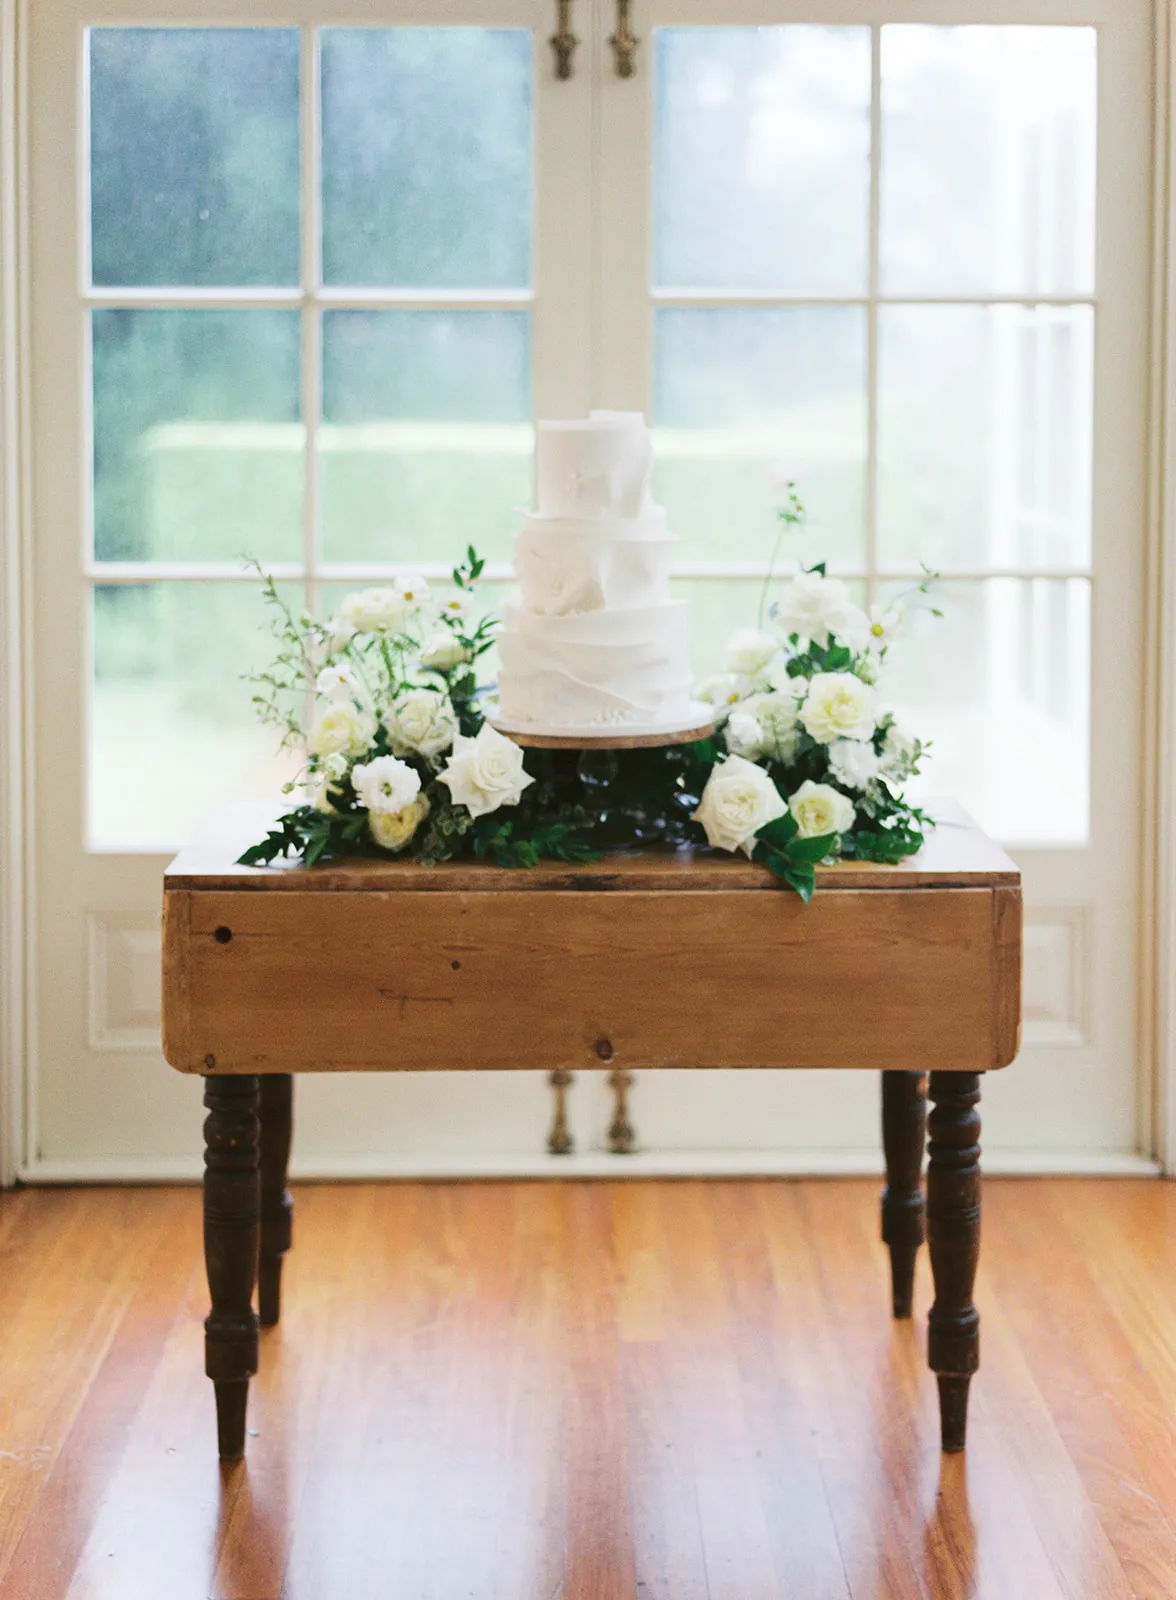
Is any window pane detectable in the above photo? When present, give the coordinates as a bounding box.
[90,584,300,850]
[92,309,302,564]
[884,578,1089,844]
[320,309,531,567]
[88,28,300,288]
[320,29,532,289]
[880,26,1096,296]
[654,307,866,568]
[654,27,870,293]
[878,304,1092,571]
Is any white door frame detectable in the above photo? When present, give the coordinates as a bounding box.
[2,0,1175,1182]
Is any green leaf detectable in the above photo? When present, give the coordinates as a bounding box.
[784,831,839,866]
[756,812,799,848]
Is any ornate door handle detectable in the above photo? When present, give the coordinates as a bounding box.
[550,0,577,79]
[609,0,639,78]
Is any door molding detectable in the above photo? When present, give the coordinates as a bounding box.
[0,0,32,1187]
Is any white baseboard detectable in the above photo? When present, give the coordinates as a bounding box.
[16,1147,1164,1184]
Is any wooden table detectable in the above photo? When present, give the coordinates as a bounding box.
[162,801,1021,1462]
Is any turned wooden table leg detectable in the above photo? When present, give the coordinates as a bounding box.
[927,1071,982,1453]
[203,1075,261,1462]
[881,1070,927,1318]
[259,1074,294,1327]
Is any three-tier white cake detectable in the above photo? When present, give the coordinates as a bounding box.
[495,411,706,737]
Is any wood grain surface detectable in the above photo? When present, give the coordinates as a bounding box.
[164,884,1014,1075]
[3,1178,1175,1600]
[165,798,1019,892]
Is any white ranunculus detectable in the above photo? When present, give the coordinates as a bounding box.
[696,672,751,709]
[306,701,376,758]
[315,662,361,703]
[369,793,430,852]
[438,723,534,818]
[420,630,472,672]
[351,754,422,816]
[773,571,869,651]
[395,572,431,608]
[339,587,412,637]
[789,779,855,839]
[692,755,788,857]
[724,627,778,680]
[827,739,883,791]
[384,688,457,759]
[800,671,877,745]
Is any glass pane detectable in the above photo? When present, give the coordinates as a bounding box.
[878,304,1092,571]
[654,27,870,293]
[321,29,532,289]
[321,310,530,566]
[654,307,866,567]
[88,28,300,288]
[883,578,1089,844]
[92,309,302,564]
[880,26,1097,296]
[90,583,301,850]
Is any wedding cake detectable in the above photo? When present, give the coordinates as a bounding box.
[495,411,704,735]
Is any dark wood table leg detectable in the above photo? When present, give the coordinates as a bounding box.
[881,1070,927,1318]
[203,1074,261,1462]
[927,1071,982,1453]
[259,1073,294,1327]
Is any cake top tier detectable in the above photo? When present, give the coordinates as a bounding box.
[535,410,657,521]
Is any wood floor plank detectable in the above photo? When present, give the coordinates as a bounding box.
[6,1179,1176,1600]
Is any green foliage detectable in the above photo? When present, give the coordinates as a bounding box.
[753,811,841,904]
[472,815,602,869]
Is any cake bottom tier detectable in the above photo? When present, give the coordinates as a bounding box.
[497,599,694,728]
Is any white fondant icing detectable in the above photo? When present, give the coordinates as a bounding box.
[535,416,655,519]
[514,521,674,617]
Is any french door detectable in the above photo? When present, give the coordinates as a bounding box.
[19,0,1153,1177]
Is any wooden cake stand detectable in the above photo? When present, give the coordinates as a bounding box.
[497,718,716,751]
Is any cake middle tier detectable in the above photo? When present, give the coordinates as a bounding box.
[497,599,693,728]
[515,514,673,617]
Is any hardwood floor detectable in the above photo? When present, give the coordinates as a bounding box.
[4,1179,1176,1599]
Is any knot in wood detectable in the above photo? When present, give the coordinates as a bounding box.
[594,1037,614,1061]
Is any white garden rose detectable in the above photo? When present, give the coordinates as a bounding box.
[789,779,855,839]
[724,692,800,764]
[724,628,778,680]
[692,754,788,857]
[369,793,430,852]
[383,687,457,759]
[438,723,534,818]
[773,571,869,651]
[800,671,877,745]
[306,700,376,759]
[315,662,361,703]
[827,738,882,790]
[350,754,422,816]
[339,587,412,637]
[420,630,472,672]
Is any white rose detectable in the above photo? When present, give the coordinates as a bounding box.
[315,662,361,703]
[420,630,472,672]
[697,672,751,709]
[306,701,376,758]
[438,724,535,818]
[395,573,431,608]
[724,628,778,680]
[827,739,882,790]
[369,793,430,852]
[384,688,457,759]
[339,587,411,636]
[321,751,348,781]
[724,692,800,764]
[773,571,869,651]
[693,755,788,857]
[351,754,422,815]
[789,779,855,839]
[800,672,877,745]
